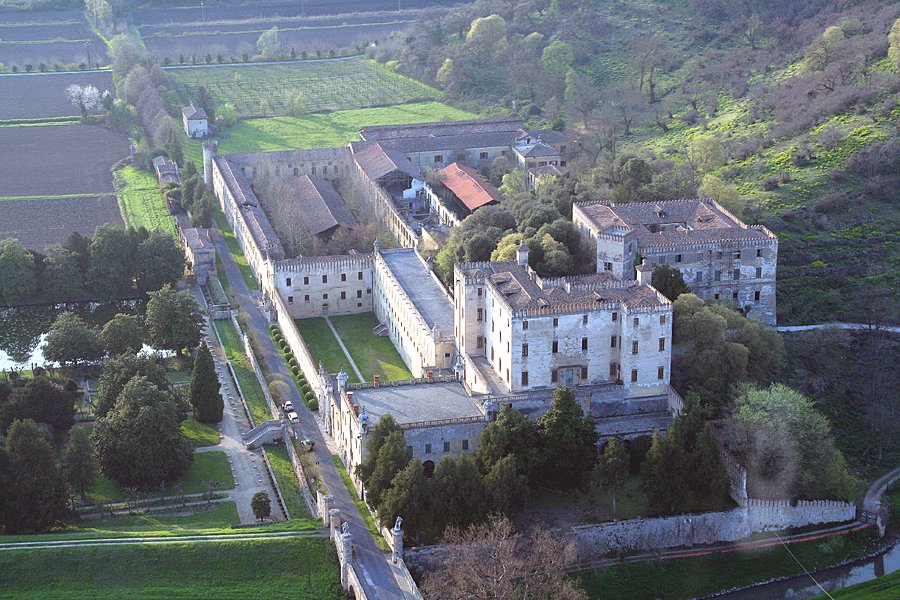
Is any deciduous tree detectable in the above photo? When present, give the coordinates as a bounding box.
[65,84,101,120]
[42,311,103,366]
[136,231,184,293]
[88,224,134,301]
[189,342,222,423]
[99,313,144,356]
[0,376,76,436]
[0,238,37,305]
[256,27,281,59]
[145,284,203,355]
[94,353,171,418]
[64,426,97,499]
[41,244,83,301]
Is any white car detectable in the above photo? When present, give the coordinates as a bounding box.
[287,411,299,424]
[282,400,294,413]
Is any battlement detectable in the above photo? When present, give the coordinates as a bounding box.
[275,254,374,273]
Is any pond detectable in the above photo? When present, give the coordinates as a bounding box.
[0,301,144,371]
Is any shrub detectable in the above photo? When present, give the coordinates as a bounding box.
[306,398,318,411]
[302,384,311,395]
[305,390,315,402]
[288,357,298,368]
[291,365,300,376]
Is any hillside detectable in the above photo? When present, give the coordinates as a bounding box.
[377,0,900,325]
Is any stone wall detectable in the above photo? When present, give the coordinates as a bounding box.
[273,254,375,319]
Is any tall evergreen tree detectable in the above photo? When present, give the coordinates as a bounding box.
[592,437,629,515]
[357,414,402,484]
[88,224,134,301]
[379,459,431,541]
[536,387,597,489]
[432,454,486,532]
[366,431,411,509]
[64,426,97,499]
[189,342,222,423]
[474,404,540,480]
[641,429,686,513]
[483,455,528,517]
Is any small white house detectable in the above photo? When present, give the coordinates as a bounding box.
[182,105,209,138]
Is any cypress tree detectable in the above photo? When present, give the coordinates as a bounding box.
[190,342,222,423]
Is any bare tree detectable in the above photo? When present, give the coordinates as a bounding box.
[252,159,309,258]
[421,515,587,600]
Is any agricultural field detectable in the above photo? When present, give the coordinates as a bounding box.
[0,124,127,196]
[0,71,114,120]
[168,58,440,117]
[184,100,477,164]
[0,195,122,250]
[114,166,177,236]
[0,12,107,68]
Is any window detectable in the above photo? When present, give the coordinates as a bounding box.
[581,366,588,379]
[631,369,638,382]
[476,336,483,349]
[717,252,723,259]
[582,337,588,351]
[462,439,469,451]
[443,442,450,453]
[632,340,639,354]
[341,273,347,282]
[286,277,292,287]
[357,303,362,308]
[560,160,567,167]
[480,151,488,159]
[303,276,309,285]
[756,267,762,278]
[714,293,720,300]
[434,154,443,163]
[322,275,327,283]
[304,294,310,302]
[732,291,739,300]
[425,443,432,454]
[357,290,362,298]
[633,317,639,327]
[323,293,328,300]
[521,371,529,386]
[612,312,618,322]
[293,167,299,176]
[583,315,589,325]
[505,368,509,382]
[551,370,558,383]
[604,262,613,271]
[553,318,559,327]
[715,270,722,282]
[610,335,617,348]
[757,248,763,257]
[754,290,761,302]
[660,315,666,325]
[523,320,528,330]
[733,269,740,280]
[676,254,683,263]
[323,165,328,174]
[340,291,346,300]
[696,272,703,283]
[311,166,316,175]
[477,308,483,322]
[477,288,483,297]
[358,271,363,280]
[288,295,294,304]
[552,340,559,353]
[658,367,665,380]
[491,347,495,360]
[659,338,665,351]
[522,343,529,357]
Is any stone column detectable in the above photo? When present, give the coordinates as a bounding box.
[392,525,404,565]
[340,530,353,590]
[329,508,341,538]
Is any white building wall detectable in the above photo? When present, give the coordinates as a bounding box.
[273,257,375,319]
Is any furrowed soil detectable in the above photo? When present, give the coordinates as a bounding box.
[0,196,123,250]
[0,71,114,120]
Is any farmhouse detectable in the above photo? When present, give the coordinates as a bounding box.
[290,175,358,242]
[182,105,209,138]
[152,155,181,187]
[425,162,502,227]
[573,199,778,324]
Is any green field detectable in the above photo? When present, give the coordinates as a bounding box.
[330,313,413,382]
[185,100,477,165]
[113,166,177,236]
[180,417,220,448]
[294,317,360,383]
[265,443,311,520]
[213,318,270,426]
[575,529,880,600]
[812,570,900,599]
[169,58,441,117]
[85,451,235,504]
[0,538,341,599]
[213,209,259,290]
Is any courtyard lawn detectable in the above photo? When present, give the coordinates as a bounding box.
[213,209,259,290]
[574,529,880,600]
[330,313,413,382]
[0,537,341,599]
[180,417,220,448]
[265,443,311,520]
[331,455,389,552]
[213,318,271,426]
[85,451,235,504]
[114,166,177,236]
[294,317,360,383]
[184,100,478,164]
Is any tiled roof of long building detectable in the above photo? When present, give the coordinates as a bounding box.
[214,156,284,260]
[290,175,357,236]
[350,142,421,181]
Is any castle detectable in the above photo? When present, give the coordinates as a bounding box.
[206,117,775,477]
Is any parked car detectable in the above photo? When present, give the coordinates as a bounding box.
[287,411,299,424]
[282,400,294,413]
[299,439,315,453]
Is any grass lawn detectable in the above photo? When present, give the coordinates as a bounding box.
[330,313,413,382]
[812,570,900,599]
[213,208,259,291]
[265,443,311,520]
[185,100,477,164]
[331,455,389,552]
[113,166,176,236]
[0,537,341,599]
[574,529,881,600]
[294,317,360,383]
[213,318,271,426]
[180,417,220,448]
[85,451,235,504]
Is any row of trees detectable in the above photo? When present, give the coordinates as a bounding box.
[0,225,183,306]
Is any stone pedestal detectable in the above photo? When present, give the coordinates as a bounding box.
[340,531,353,589]
[329,508,341,537]
[392,526,404,564]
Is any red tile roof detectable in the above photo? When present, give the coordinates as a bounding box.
[439,162,502,212]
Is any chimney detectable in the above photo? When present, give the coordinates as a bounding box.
[516,240,529,268]
[636,260,652,285]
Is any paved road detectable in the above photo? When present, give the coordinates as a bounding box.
[210,226,411,600]
[863,464,900,515]
[776,322,900,333]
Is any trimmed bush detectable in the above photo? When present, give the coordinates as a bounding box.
[291,365,300,376]
[306,398,318,411]
[305,390,316,402]
[302,384,311,395]
[288,357,298,368]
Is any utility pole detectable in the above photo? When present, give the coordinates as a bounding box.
[85,42,91,70]
[200,0,205,23]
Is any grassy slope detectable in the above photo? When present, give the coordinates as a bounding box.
[811,570,900,600]
[331,454,389,552]
[213,318,270,426]
[180,417,220,448]
[575,529,880,600]
[212,208,258,290]
[329,313,413,381]
[265,443,311,520]
[0,538,341,599]
[294,317,361,383]
[114,166,177,236]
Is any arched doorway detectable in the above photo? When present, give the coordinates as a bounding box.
[422,460,435,479]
